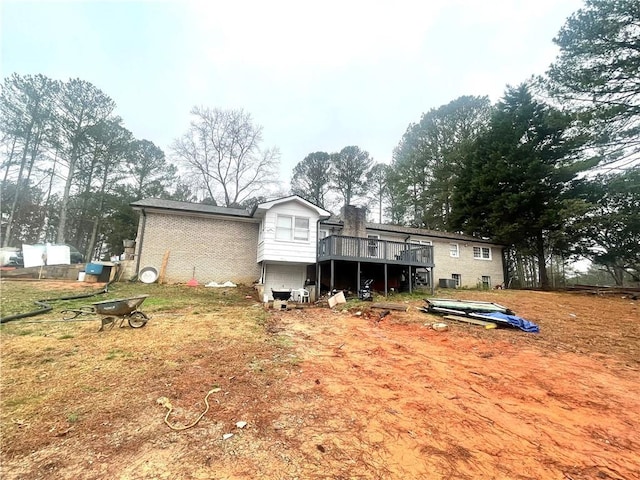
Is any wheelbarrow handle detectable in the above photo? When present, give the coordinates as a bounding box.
[61,306,96,320]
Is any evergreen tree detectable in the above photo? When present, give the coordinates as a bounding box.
[290,151,332,207]
[451,84,587,288]
[548,0,640,166]
[568,168,640,285]
[330,145,372,206]
[390,96,492,228]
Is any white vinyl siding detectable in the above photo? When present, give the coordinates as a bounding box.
[258,201,320,263]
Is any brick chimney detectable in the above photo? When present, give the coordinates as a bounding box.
[341,205,367,238]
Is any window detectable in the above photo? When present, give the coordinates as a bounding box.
[368,234,379,257]
[276,215,292,240]
[294,217,309,241]
[481,276,491,289]
[410,240,432,246]
[473,246,491,260]
[449,243,459,258]
[276,215,309,241]
[452,273,461,287]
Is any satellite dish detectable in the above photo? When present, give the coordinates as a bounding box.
[139,266,159,284]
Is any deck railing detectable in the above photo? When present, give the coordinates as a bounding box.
[318,235,434,266]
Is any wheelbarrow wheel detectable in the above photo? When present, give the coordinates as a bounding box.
[128,311,148,328]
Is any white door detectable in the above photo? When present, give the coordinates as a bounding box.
[264,263,306,299]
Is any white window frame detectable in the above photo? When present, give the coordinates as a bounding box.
[473,246,492,260]
[452,273,461,287]
[410,239,432,246]
[276,215,310,242]
[449,243,459,258]
[481,275,491,289]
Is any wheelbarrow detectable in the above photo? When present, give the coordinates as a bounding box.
[62,295,150,331]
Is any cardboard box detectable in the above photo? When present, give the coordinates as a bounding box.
[272,300,288,310]
[84,273,99,283]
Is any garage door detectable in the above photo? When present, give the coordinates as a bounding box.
[264,263,306,299]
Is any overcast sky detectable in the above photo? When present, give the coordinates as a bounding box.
[1,0,583,185]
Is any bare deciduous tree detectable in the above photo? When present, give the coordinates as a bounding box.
[172,107,280,207]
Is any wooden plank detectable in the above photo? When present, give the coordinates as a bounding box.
[371,302,408,312]
[158,250,170,284]
[444,315,497,329]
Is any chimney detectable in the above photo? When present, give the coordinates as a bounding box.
[341,205,367,238]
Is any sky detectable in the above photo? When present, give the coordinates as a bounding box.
[1,0,584,186]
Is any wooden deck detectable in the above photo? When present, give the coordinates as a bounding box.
[318,235,434,267]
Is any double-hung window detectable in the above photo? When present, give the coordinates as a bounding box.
[276,215,309,241]
[449,243,459,258]
[473,246,491,260]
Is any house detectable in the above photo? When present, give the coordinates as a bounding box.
[130,196,505,299]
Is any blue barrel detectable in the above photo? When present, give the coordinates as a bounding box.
[85,263,104,275]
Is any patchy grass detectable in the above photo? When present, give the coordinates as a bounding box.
[2,280,639,480]
[0,280,257,320]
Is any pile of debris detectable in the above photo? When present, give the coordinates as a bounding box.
[420,298,540,333]
[562,284,639,300]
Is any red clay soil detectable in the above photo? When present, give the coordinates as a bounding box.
[269,290,639,479]
[1,287,638,479]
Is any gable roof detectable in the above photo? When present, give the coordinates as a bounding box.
[130,198,252,218]
[252,195,331,217]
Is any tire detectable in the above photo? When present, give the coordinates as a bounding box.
[128,311,148,328]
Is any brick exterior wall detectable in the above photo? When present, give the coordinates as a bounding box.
[431,239,504,288]
[137,212,261,284]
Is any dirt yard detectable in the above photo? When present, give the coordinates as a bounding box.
[1,282,638,479]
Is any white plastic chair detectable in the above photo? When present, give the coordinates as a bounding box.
[300,288,310,303]
[294,288,310,303]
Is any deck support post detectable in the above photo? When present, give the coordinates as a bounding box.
[330,259,335,292]
[357,261,361,297]
[409,265,412,294]
[384,263,388,297]
[430,267,435,295]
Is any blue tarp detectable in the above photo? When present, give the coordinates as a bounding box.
[476,312,540,333]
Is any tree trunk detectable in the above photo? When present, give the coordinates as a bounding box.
[3,127,33,247]
[1,137,18,187]
[57,135,81,244]
[39,151,58,241]
[536,231,549,289]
